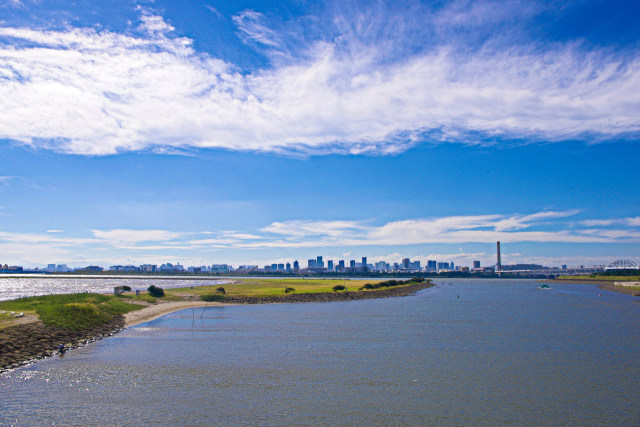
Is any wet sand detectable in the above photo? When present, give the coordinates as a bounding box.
[124,301,228,327]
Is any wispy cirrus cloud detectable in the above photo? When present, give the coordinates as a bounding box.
[0,3,638,156]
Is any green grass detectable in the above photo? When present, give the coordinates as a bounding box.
[167,278,416,298]
[0,292,145,330]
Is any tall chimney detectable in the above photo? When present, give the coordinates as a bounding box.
[497,241,501,271]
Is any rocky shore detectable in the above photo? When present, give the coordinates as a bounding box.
[1,315,125,373]
[597,282,640,296]
[224,282,434,304]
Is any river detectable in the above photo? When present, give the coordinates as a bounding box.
[1,278,638,425]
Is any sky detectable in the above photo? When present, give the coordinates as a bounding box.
[0,0,639,269]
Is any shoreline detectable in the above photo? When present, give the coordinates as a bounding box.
[549,278,640,296]
[1,282,433,372]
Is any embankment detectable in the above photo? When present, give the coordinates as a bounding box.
[223,281,434,304]
[1,315,124,372]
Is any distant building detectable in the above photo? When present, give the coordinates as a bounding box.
[427,260,436,270]
[293,260,299,271]
[308,259,317,268]
[473,260,481,269]
[211,264,229,273]
[338,260,345,270]
[316,256,324,269]
[140,264,157,272]
[413,261,421,271]
[286,262,291,271]
[277,263,285,271]
[361,257,367,272]
[327,260,334,272]
[350,260,356,268]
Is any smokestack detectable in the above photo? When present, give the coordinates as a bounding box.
[497,241,501,271]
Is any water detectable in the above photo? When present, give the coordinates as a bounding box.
[0,276,230,301]
[1,279,639,425]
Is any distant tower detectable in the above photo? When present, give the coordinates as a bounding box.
[497,241,502,271]
[361,257,367,271]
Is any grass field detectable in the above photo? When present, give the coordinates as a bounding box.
[165,278,388,297]
[0,293,144,330]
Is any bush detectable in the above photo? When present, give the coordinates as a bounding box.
[200,294,226,302]
[147,285,165,297]
[332,285,346,292]
[284,287,295,293]
[113,285,132,295]
[361,283,375,290]
[216,286,226,294]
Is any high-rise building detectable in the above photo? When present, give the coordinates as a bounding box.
[327,260,334,271]
[277,263,284,271]
[47,264,56,272]
[450,262,454,270]
[286,262,291,271]
[402,258,410,269]
[308,259,317,268]
[350,260,356,268]
[361,257,367,271]
[414,260,421,271]
[316,256,324,268]
[271,263,278,271]
[338,260,345,270]
[428,260,436,270]
[473,260,481,269]
[293,260,299,271]
[497,241,502,271]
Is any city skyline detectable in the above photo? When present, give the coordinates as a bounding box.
[1,0,639,269]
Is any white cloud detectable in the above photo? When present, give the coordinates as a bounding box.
[1,211,639,266]
[92,229,186,246]
[0,9,638,156]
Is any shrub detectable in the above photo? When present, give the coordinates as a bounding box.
[216,286,226,294]
[284,287,295,293]
[362,283,375,290]
[147,285,165,297]
[200,294,226,302]
[113,285,132,295]
[332,285,346,292]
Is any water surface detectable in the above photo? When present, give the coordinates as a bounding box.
[1,279,638,425]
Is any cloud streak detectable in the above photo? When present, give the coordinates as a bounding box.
[1,210,639,265]
[0,4,638,156]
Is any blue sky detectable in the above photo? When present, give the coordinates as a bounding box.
[0,0,639,268]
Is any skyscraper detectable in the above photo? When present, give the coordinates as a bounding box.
[293,260,299,271]
[316,256,324,268]
[361,257,367,271]
[473,260,481,269]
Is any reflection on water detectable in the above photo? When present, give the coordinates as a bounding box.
[0,277,229,300]
[1,279,639,425]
